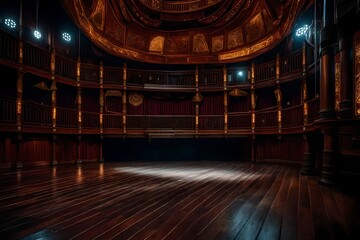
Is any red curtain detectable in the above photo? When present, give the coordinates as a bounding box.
[199,93,223,115]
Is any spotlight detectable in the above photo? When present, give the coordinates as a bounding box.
[62,32,71,42]
[295,25,309,37]
[238,71,244,77]
[33,30,41,39]
[4,18,16,28]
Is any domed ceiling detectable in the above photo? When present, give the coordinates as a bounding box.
[62,0,312,64]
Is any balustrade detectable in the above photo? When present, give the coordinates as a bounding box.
[56,107,77,128]
[0,30,18,61]
[198,115,224,130]
[22,101,52,126]
[255,61,276,82]
[279,50,302,77]
[228,112,251,129]
[199,69,223,86]
[80,63,99,83]
[0,96,16,123]
[55,55,77,79]
[23,43,51,71]
[282,104,304,127]
[103,66,123,84]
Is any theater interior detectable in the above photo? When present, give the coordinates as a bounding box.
[0,0,359,239]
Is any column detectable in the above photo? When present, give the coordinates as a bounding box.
[302,42,309,126]
[318,0,338,185]
[50,49,57,166]
[99,61,104,162]
[122,63,127,133]
[195,65,199,135]
[275,53,282,133]
[13,133,23,169]
[301,133,316,175]
[250,62,255,133]
[338,28,353,118]
[223,65,228,134]
[76,57,82,164]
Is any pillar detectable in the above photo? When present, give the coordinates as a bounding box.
[99,61,104,162]
[338,28,353,118]
[195,65,199,135]
[318,0,339,185]
[301,133,316,175]
[223,65,228,134]
[122,63,127,133]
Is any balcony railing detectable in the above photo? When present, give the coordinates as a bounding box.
[0,96,16,123]
[199,69,223,86]
[199,115,224,130]
[282,104,304,128]
[0,30,18,61]
[55,55,77,79]
[308,98,320,123]
[103,66,123,84]
[228,112,251,129]
[127,115,195,130]
[56,107,78,128]
[279,50,302,77]
[80,63,99,83]
[23,43,51,71]
[255,110,278,128]
[22,101,52,126]
[255,60,276,83]
[82,111,99,128]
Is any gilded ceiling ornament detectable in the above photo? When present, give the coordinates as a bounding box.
[89,0,105,31]
[193,34,209,53]
[228,28,244,49]
[149,36,165,53]
[212,35,224,52]
[246,12,265,43]
[129,92,144,107]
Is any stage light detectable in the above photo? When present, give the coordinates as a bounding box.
[62,32,71,42]
[295,25,309,37]
[4,18,16,28]
[34,30,41,39]
[238,71,244,77]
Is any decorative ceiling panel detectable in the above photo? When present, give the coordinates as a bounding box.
[63,0,313,64]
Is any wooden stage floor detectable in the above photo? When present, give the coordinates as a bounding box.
[0,161,359,240]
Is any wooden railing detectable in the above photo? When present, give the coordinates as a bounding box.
[255,60,276,82]
[227,67,249,85]
[255,110,278,128]
[82,111,99,128]
[199,115,224,130]
[80,63,99,83]
[127,69,195,86]
[0,30,18,61]
[127,115,195,130]
[199,69,223,86]
[228,112,251,129]
[0,96,16,123]
[103,66,123,84]
[23,43,51,71]
[279,50,302,77]
[55,55,77,79]
[56,107,78,128]
[22,102,52,126]
[282,104,304,127]
[103,113,122,128]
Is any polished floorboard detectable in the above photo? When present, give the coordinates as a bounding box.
[0,161,359,240]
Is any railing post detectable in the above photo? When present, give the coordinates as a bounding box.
[276,53,282,133]
[302,41,309,126]
[99,61,104,162]
[223,65,228,134]
[122,63,127,134]
[195,65,199,135]
[251,62,255,133]
[76,57,82,164]
[50,49,57,166]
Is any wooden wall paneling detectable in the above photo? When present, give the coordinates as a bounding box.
[255,134,304,163]
[256,86,277,110]
[82,88,100,112]
[55,135,77,163]
[80,136,100,162]
[228,94,250,113]
[22,137,52,165]
[0,65,17,98]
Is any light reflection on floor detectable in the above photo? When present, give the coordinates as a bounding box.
[115,165,261,182]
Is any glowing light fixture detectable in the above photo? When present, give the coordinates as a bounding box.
[4,18,16,28]
[62,32,71,42]
[295,25,309,37]
[238,71,244,77]
[33,30,41,39]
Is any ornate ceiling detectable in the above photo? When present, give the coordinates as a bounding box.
[62,0,312,64]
